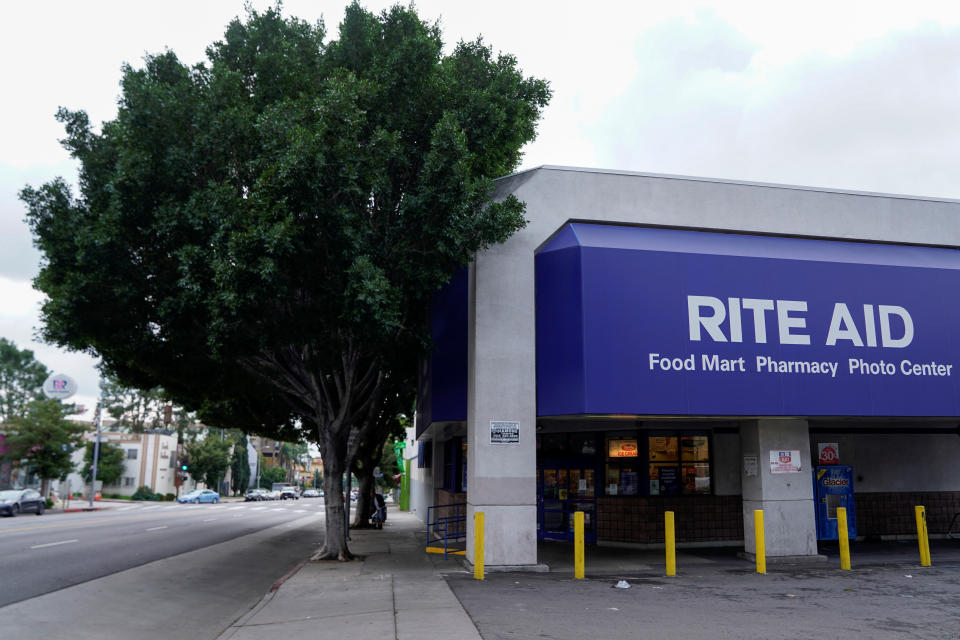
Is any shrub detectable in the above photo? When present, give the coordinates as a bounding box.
[131,486,159,501]
[164,493,175,501]
[45,498,54,508]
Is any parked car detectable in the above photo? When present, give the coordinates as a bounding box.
[0,489,45,517]
[177,489,220,504]
[265,490,281,500]
[280,487,300,500]
[244,488,269,502]
[301,489,320,498]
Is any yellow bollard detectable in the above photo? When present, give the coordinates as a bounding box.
[474,511,485,580]
[754,510,766,574]
[837,507,851,570]
[915,506,932,567]
[664,510,676,577]
[574,511,585,579]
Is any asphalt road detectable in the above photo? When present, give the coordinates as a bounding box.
[0,498,333,638]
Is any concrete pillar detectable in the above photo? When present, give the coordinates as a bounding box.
[740,419,819,559]
[465,243,540,570]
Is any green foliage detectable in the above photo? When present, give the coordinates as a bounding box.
[184,433,232,489]
[131,485,159,501]
[1,399,85,483]
[230,433,251,494]
[22,2,549,559]
[0,338,50,423]
[80,441,126,486]
[164,493,175,501]
[260,465,287,486]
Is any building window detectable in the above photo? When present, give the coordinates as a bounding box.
[126,449,138,460]
[604,432,712,496]
[417,441,433,469]
[123,477,135,487]
[443,437,465,492]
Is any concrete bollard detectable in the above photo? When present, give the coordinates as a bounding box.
[915,506,932,567]
[754,510,766,574]
[574,511,585,579]
[665,510,676,577]
[474,511,485,580]
[837,507,851,570]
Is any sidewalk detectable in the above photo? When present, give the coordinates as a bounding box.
[217,509,480,640]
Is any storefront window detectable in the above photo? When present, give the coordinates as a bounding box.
[681,436,711,494]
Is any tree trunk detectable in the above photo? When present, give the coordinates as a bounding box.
[352,470,374,528]
[316,463,354,561]
[41,478,50,501]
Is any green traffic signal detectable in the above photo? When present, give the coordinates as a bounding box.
[181,464,188,471]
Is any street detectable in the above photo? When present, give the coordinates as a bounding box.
[0,499,331,638]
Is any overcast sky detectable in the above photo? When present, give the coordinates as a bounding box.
[2,0,960,417]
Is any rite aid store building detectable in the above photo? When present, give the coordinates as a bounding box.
[411,166,960,570]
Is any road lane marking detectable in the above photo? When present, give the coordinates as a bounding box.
[294,510,306,513]
[145,526,168,531]
[251,507,266,511]
[202,518,218,522]
[30,539,79,549]
[227,506,243,511]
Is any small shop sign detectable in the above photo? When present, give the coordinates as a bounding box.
[769,450,802,474]
[490,421,520,444]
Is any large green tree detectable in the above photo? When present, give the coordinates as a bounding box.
[183,434,232,491]
[0,338,50,423]
[230,433,251,494]
[80,441,126,488]
[22,3,549,560]
[2,399,85,497]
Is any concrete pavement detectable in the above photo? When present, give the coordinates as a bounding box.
[219,508,960,640]
[218,509,480,640]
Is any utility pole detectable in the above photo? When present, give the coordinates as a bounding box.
[89,402,102,508]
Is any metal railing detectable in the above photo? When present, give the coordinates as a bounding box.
[426,503,466,557]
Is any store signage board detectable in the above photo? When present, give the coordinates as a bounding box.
[608,439,639,458]
[743,455,758,477]
[818,442,840,465]
[536,223,960,417]
[769,450,802,474]
[489,421,520,444]
[42,373,77,400]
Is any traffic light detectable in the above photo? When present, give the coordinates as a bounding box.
[181,463,188,471]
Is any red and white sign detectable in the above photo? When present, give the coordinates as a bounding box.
[769,450,802,474]
[818,443,840,465]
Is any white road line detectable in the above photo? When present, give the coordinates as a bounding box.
[116,506,139,511]
[31,539,79,549]
[146,526,168,532]
[294,510,306,513]
[227,506,243,511]
[269,508,284,512]
[202,518,218,522]
[232,514,243,518]
[251,507,266,511]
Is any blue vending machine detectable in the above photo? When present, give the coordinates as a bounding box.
[814,465,857,540]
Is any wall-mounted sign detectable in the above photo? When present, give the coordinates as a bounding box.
[770,450,802,474]
[743,455,758,477]
[608,438,639,458]
[490,421,520,444]
[818,443,840,465]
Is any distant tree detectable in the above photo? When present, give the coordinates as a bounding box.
[2,399,85,497]
[230,433,251,494]
[260,465,287,487]
[22,3,550,560]
[79,441,126,487]
[183,434,231,490]
[278,441,308,483]
[0,338,50,423]
[313,468,321,490]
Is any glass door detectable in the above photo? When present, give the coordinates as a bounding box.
[538,466,597,543]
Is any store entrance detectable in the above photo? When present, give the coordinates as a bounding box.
[537,466,598,543]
